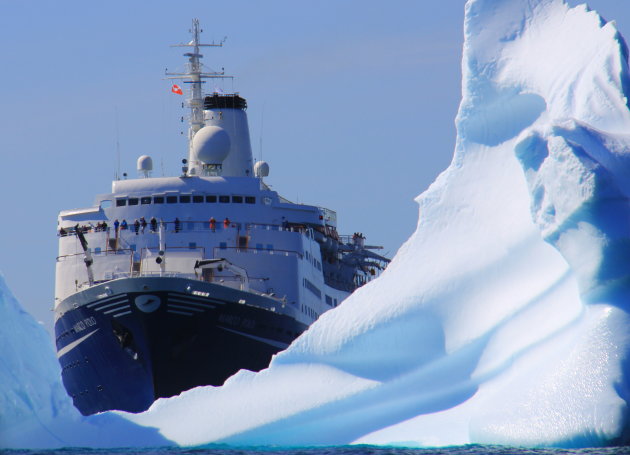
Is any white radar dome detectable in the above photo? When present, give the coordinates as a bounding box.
[254,161,270,178]
[137,155,153,172]
[192,125,231,165]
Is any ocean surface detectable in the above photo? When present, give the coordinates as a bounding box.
[5,446,630,455]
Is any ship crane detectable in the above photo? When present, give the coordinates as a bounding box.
[75,226,95,286]
[194,258,250,291]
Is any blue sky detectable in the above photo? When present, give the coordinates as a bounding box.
[0,0,627,332]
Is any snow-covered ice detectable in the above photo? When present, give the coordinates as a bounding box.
[0,273,172,448]
[3,0,630,449]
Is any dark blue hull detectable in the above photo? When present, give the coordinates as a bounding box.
[55,277,306,415]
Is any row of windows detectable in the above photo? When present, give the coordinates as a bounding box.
[325,295,338,307]
[116,195,256,207]
[301,304,319,320]
[304,251,322,271]
[303,278,322,300]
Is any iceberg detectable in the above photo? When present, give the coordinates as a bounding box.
[121,0,630,448]
[0,273,171,448]
[3,0,630,449]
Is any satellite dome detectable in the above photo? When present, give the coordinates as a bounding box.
[192,125,231,165]
[137,155,153,174]
[254,161,270,178]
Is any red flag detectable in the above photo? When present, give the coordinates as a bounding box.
[171,84,183,95]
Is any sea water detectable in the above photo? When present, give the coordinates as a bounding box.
[4,446,630,455]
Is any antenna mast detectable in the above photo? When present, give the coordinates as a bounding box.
[115,107,121,180]
[166,19,231,172]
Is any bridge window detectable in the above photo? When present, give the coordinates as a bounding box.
[116,199,126,207]
[193,195,204,203]
[179,195,191,203]
[219,195,230,203]
[232,196,243,203]
[141,197,151,205]
[166,196,177,204]
[303,278,322,299]
[153,196,164,204]
[245,196,256,204]
[206,195,217,203]
[128,198,139,206]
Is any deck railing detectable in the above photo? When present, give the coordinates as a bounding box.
[213,245,302,259]
[58,221,315,237]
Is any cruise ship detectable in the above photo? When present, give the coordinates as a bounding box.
[54,20,389,416]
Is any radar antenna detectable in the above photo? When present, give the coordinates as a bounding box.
[166,19,232,172]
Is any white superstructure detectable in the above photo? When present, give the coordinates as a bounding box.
[55,18,387,330]
[53,19,389,416]
[56,176,356,326]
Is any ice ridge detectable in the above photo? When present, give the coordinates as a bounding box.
[119,0,630,448]
[3,0,630,449]
[122,0,630,446]
[0,273,172,449]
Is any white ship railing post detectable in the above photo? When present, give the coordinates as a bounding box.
[158,220,166,276]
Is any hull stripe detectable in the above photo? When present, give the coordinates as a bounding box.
[93,300,130,312]
[217,325,289,349]
[168,298,215,309]
[58,329,100,358]
[87,296,127,309]
[167,293,226,305]
[168,303,205,313]
[167,309,194,316]
[103,305,131,315]
[113,310,132,318]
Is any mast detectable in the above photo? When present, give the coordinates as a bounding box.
[166,19,231,173]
